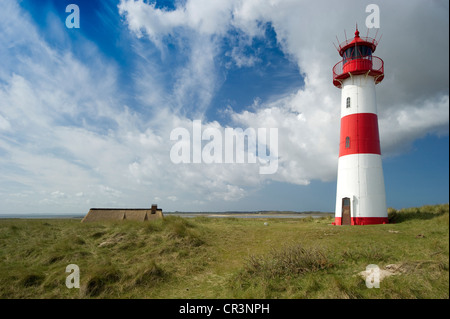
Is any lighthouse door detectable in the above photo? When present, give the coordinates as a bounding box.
[342,197,351,225]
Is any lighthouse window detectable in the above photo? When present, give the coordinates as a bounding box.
[359,46,372,57]
[343,46,372,63]
[343,47,354,63]
[345,136,350,148]
[346,97,351,108]
[344,48,353,59]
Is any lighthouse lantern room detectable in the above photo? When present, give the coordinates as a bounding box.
[332,28,388,225]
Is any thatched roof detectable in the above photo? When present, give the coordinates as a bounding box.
[81,206,163,223]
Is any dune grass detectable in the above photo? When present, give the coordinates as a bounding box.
[0,204,448,299]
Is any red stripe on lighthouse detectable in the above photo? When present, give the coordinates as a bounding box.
[333,217,389,225]
[339,113,381,157]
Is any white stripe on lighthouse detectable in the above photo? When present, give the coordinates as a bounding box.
[340,75,378,116]
[335,153,387,219]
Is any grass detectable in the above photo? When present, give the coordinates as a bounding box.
[0,204,448,299]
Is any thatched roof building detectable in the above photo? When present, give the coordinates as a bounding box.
[81,204,163,223]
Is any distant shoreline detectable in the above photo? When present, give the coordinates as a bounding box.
[0,214,85,219]
[0,211,333,219]
[167,212,333,219]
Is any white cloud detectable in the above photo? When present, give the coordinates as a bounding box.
[118,0,236,40]
[51,191,66,198]
[379,95,450,155]
[228,45,261,68]
[0,114,11,131]
[171,34,220,115]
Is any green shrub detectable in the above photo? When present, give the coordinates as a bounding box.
[20,273,45,288]
[388,204,448,223]
[81,265,122,298]
[242,244,331,279]
[134,261,167,287]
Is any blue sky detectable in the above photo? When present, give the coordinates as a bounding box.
[0,0,448,214]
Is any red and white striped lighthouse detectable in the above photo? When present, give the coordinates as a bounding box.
[332,28,388,225]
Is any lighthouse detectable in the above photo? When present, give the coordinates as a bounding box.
[332,28,388,225]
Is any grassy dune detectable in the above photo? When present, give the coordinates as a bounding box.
[0,204,448,299]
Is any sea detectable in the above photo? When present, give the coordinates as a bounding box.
[0,212,332,219]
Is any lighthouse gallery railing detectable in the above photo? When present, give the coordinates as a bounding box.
[333,56,384,83]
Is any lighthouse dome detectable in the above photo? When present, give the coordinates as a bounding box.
[333,28,384,88]
[338,29,378,57]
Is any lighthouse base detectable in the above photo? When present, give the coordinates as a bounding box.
[332,217,389,226]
